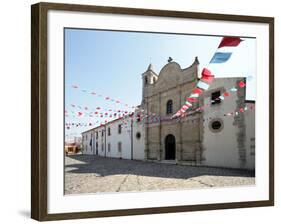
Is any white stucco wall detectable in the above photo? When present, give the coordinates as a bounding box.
[82,113,146,161]
[82,116,135,159]
[201,78,255,170]
[202,116,240,169]
[132,120,145,160]
[202,78,241,169]
[105,118,132,159]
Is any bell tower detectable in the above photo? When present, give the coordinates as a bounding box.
[141,63,158,100]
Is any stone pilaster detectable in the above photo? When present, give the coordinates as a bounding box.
[233,79,247,168]
[178,85,183,162]
[158,93,162,161]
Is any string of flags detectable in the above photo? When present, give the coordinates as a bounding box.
[65,104,135,119]
[65,78,253,130]
[172,36,244,118]
[65,102,254,130]
[67,84,135,109]
[65,76,251,129]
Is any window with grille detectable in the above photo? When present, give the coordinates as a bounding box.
[211,91,221,105]
[166,100,173,114]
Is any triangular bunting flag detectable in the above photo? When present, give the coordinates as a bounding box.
[218,37,243,48]
[223,92,230,97]
[201,68,214,83]
[192,88,203,94]
[210,52,232,63]
[186,97,197,103]
[197,80,210,90]
[238,81,246,88]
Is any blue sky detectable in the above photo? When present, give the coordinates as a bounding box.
[64,28,256,140]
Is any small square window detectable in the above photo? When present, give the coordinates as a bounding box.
[211,91,221,105]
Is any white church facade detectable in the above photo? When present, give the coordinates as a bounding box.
[82,58,255,170]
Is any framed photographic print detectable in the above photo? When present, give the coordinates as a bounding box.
[31,2,274,221]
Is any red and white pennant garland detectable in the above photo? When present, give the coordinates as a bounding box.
[172,36,244,118]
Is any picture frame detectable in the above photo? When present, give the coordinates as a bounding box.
[31,2,274,221]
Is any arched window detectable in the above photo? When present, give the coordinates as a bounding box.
[166,100,173,114]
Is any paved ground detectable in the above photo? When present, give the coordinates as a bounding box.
[65,154,255,194]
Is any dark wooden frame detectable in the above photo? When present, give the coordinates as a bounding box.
[31,2,274,221]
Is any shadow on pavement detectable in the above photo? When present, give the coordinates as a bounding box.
[64,154,255,180]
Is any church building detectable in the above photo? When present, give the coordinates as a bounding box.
[82,57,255,170]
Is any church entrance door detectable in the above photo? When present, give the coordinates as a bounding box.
[165,134,176,160]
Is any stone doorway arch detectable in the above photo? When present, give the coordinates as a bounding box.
[165,134,176,160]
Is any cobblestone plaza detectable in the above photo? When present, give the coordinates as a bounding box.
[65,155,255,194]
